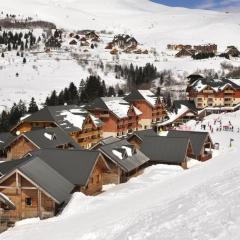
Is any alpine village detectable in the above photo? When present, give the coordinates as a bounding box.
[0,0,240,238]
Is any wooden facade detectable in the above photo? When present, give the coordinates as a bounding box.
[130,98,167,130]
[89,105,141,138]
[6,136,37,160]
[187,85,240,110]
[69,115,103,149]
[0,171,57,227]
[11,116,103,150]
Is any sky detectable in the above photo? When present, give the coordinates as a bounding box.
[152,0,240,10]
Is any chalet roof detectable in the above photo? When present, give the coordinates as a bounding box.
[98,139,149,172]
[0,132,15,150]
[157,100,197,127]
[0,149,105,186]
[189,78,240,93]
[91,136,120,150]
[124,90,159,107]
[167,130,212,156]
[172,100,198,114]
[87,97,142,119]
[140,136,190,164]
[127,129,158,142]
[5,127,81,151]
[19,157,75,204]
[16,105,102,133]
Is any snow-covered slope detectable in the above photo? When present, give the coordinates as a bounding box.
[0,0,239,109]
[2,110,240,240]
[0,0,240,47]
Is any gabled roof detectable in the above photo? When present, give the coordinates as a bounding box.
[158,100,197,127]
[18,157,75,204]
[0,149,109,203]
[127,129,158,142]
[188,78,240,93]
[124,90,159,107]
[167,130,213,156]
[0,149,107,186]
[87,97,142,119]
[5,127,81,151]
[140,136,190,164]
[98,139,149,172]
[0,132,15,150]
[91,136,120,150]
[172,100,198,114]
[14,105,102,133]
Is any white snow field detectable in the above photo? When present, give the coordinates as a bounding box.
[0,0,240,108]
[1,110,240,240]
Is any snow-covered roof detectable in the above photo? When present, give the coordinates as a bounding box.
[189,78,240,93]
[138,90,157,106]
[158,105,189,127]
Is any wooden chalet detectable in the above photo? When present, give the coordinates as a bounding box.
[85,31,99,40]
[0,149,109,229]
[69,39,78,45]
[127,129,158,149]
[156,100,203,130]
[124,90,167,130]
[139,136,194,169]
[223,46,240,58]
[3,127,81,161]
[175,48,195,58]
[94,139,149,184]
[111,34,138,49]
[11,105,103,149]
[186,78,240,111]
[167,130,214,161]
[0,133,15,159]
[86,97,142,138]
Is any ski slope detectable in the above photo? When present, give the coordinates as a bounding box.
[1,110,240,240]
[0,0,239,108]
[0,0,240,47]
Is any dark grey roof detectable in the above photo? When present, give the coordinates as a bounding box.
[0,132,15,150]
[99,139,149,172]
[167,130,211,156]
[140,136,190,164]
[0,149,106,203]
[86,98,108,111]
[30,149,102,186]
[0,157,29,175]
[23,128,80,149]
[127,129,158,141]
[91,136,120,150]
[124,90,147,102]
[18,105,102,133]
[19,157,74,204]
[172,100,198,114]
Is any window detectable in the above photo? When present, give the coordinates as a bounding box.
[96,174,100,183]
[25,197,32,206]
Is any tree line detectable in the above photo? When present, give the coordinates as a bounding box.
[0,98,38,132]
[114,63,158,90]
[45,75,125,106]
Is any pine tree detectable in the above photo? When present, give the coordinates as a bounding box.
[1,52,4,58]
[107,86,116,97]
[68,82,79,104]
[23,57,26,64]
[99,80,107,97]
[28,97,39,113]
[47,90,58,106]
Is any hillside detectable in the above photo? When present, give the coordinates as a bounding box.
[0,0,239,110]
[1,110,240,239]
